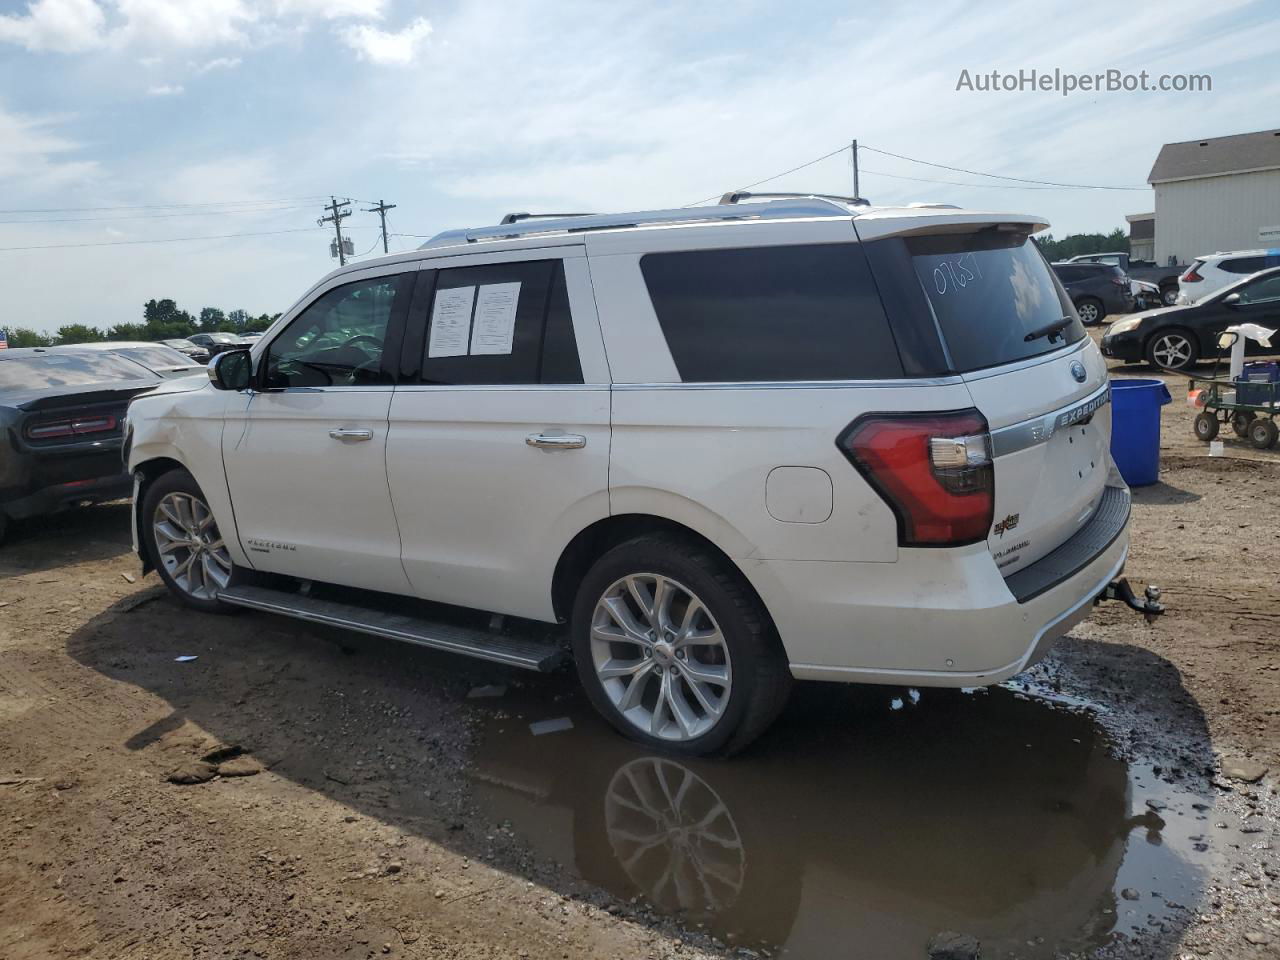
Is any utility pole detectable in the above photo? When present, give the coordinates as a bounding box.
[318,196,352,265]
[364,199,397,254]
[850,139,860,201]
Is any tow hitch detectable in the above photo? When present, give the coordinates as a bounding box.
[1096,578,1165,623]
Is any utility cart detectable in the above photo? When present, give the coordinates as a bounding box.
[1186,336,1280,449]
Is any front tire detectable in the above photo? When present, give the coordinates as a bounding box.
[1146,328,1199,371]
[1194,412,1219,441]
[1161,285,1179,307]
[1249,418,1278,450]
[571,535,792,756]
[142,470,243,612]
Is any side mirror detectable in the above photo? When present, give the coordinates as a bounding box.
[207,349,253,391]
[1223,292,1242,307]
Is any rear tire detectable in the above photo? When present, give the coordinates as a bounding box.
[1075,297,1104,326]
[1249,418,1278,450]
[142,469,245,613]
[571,535,792,757]
[1231,412,1256,437]
[1161,285,1179,307]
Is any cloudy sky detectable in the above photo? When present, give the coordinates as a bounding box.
[1,0,1277,333]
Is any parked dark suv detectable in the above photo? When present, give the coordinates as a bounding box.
[1051,262,1135,325]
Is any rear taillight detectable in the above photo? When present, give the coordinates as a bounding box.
[837,410,994,547]
[25,414,117,441]
[1112,275,1130,287]
[1182,269,1203,283]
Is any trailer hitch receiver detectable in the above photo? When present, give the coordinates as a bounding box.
[1096,577,1164,623]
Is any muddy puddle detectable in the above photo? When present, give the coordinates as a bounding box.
[467,681,1219,958]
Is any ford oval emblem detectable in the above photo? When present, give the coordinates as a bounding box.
[1070,360,1087,383]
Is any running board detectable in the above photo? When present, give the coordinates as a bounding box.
[216,585,567,672]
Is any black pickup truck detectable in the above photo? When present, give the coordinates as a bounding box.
[1066,253,1186,306]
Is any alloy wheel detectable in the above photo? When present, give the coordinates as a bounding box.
[1162,287,1179,306]
[152,492,232,600]
[589,573,732,742]
[1150,333,1193,369]
[1077,301,1099,324]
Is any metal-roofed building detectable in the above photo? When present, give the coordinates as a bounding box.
[1147,128,1280,265]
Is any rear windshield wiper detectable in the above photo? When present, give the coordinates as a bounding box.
[1024,316,1073,343]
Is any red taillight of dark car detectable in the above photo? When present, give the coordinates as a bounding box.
[25,414,118,441]
[838,410,994,547]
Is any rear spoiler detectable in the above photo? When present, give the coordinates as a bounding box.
[14,383,160,413]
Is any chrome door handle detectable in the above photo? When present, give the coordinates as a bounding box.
[526,433,586,450]
[329,428,374,441]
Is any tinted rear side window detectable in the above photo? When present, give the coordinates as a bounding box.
[907,231,1083,373]
[1222,257,1265,274]
[640,244,903,382]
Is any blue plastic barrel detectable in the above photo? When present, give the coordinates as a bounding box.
[1109,378,1172,487]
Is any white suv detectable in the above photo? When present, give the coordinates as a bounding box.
[124,194,1141,755]
[1178,249,1280,303]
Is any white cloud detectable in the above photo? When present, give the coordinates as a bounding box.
[194,55,242,72]
[110,0,258,49]
[270,0,385,18]
[0,103,98,187]
[0,0,107,53]
[146,83,184,95]
[340,15,430,65]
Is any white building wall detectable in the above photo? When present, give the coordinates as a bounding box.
[1154,168,1280,265]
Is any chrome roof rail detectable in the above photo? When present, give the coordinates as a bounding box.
[499,212,597,225]
[719,190,871,207]
[419,196,860,249]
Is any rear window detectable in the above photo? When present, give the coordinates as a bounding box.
[111,345,195,369]
[1222,257,1265,274]
[640,243,903,382]
[0,353,151,391]
[907,231,1083,373]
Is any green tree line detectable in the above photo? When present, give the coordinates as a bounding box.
[1033,228,1129,262]
[5,299,281,348]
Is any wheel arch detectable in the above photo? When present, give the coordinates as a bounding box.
[551,514,775,632]
[131,456,188,573]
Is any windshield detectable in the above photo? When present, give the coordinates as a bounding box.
[0,353,151,391]
[908,231,1084,373]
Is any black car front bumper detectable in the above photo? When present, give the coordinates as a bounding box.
[1100,330,1144,362]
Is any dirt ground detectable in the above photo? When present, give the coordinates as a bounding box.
[1,346,1278,960]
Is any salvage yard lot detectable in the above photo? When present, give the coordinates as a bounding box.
[1,354,1279,960]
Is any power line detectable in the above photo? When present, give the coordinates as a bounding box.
[0,203,320,225]
[859,167,1063,190]
[0,196,332,215]
[858,144,1148,191]
[683,145,851,206]
[0,226,323,253]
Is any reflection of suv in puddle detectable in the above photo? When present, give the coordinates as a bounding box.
[125,193,1145,755]
[468,686,1189,958]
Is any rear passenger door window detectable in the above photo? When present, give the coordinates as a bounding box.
[640,244,903,382]
[418,259,582,385]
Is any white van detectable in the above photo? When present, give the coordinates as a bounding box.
[124,194,1156,755]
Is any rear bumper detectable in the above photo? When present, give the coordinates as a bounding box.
[1,470,132,520]
[737,487,1131,686]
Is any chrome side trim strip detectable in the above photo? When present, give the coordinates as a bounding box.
[990,381,1111,458]
[959,337,1088,382]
